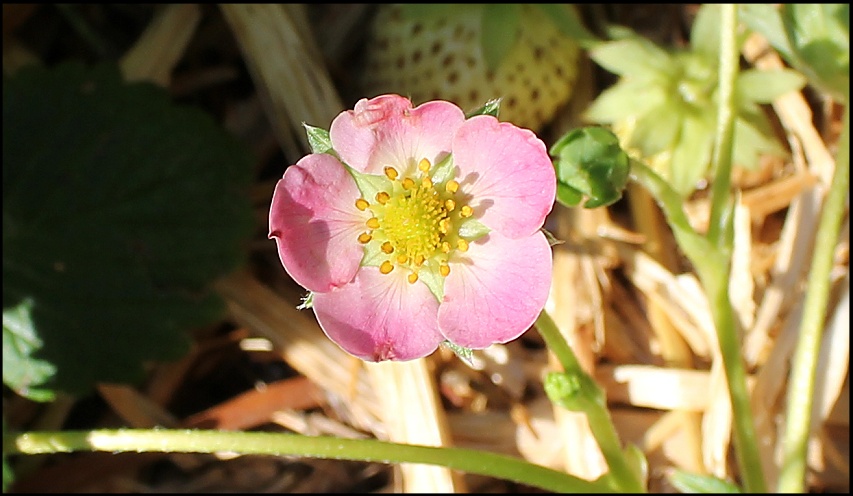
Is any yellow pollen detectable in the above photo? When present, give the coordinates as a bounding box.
[445,199,456,211]
[366,217,380,229]
[407,272,419,284]
[375,191,390,204]
[439,264,450,277]
[384,167,399,180]
[380,261,394,274]
[415,255,425,266]
[440,241,451,253]
[460,205,474,217]
[355,198,369,211]
[446,180,459,193]
[422,177,433,188]
[457,239,469,252]
[381,241,394,254]
[396,254,409,264]
[439,218,451,233]
[402,177,415,190]
[358,232,372,244]
[418,158,431,172]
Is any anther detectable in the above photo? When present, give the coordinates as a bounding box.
[402,178,415,190]
[384,167,399,180]
[439,264,451,277]
[457,239,469,252]
[415,255,425,266]
[418,158,431,173]
[439,218,451,233]
[440,241,451,253]
[380,261,394,274]
[460,205,474,217]
[444,199,456,211]
[397,254,409,264]
[366,217,380,229]
[355,198,370,211]
[422,177,433,189]
[375,191,390,204]
[446,180,459,193]
[358,232,372,244]
[381,241,394,254]
[407,272,419,284]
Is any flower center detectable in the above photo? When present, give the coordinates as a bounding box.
[354,158,473,283]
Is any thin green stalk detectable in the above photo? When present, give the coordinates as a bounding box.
[629,160,766,492]
[778,94,850,493]
[706,3,738,247]
[4,429,612,493]
[535,311,646,493]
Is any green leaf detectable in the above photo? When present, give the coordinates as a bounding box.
[739,4,795,62]
[466,98,502,119]
[781,4,849,101]
[2,62,254,396]
[667,469,742,493]
[550,127,630,208]
[3,299,56,402]
[691,4,722,60]
[669,114,714,196]
[303,123,334,155]
[481,4,522,72]
[589,37,673,80]
[533,4,600,48]
[583,80,667,124]
[737,68,806,104]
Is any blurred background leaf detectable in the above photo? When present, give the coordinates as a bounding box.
[2,62,254,398]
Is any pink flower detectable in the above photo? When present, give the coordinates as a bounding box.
[269,95,555,361]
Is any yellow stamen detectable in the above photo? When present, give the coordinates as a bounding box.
[418,158,431,172]
[446,180,459,193]
[439,218,451,233]
[375,191,390,204]
[422,177,433,189]
[366,217,380,229]
[440,241,451,253]
[460,205,474,218]
[381,241,394,254]
[414,255,425,266]
[402,177,415,190]
[444,199,456,211]
[457,239,469,252]
[358,232,372,244]
[439,264,450,277]
[396,254,409,264]
[355,198,369,211]
[407,272,419,284]
[380,261,394,274]
[384,167,399,180]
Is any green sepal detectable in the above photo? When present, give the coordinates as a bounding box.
[418,265,446,303]
[457,218,491,240]
[430,154,456,185]
[550,127,630,208]
[441,340,474,366]
[540,227,564,247]
[303,123,334,155]
[667,469,743,493]
[466,98,501,119]
[296,292,314,310]
[345,164,393,204]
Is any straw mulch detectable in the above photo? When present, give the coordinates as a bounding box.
[3,4,848,493]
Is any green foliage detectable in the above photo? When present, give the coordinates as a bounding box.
[550,127,630,208]
[667,469,742,493]
[303,123,334,155]
[585,4,805,196]
[481,5,522,72]
[2,62,254,398]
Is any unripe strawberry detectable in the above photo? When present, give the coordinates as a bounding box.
[360,4,581,131]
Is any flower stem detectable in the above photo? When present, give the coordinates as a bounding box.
[535,310,646,493]
[778,92,850,493]
[628,160,766,492]
[4,429,613,493]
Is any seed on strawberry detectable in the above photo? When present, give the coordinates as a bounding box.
[360,4,581,131]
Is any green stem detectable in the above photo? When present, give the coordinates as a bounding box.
[629,160,766,492]
[535,311,646,493]
[778,93,850,493]
[4,429,612,493]
[706,3,738,247]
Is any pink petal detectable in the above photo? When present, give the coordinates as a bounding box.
[330,95,465,176]
[269,154,368,292]
[438,231,552,349]
[312,267,443,361]
[452,115,556,238]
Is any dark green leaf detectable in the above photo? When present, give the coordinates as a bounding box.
[2,62,254,396]
[668,469,742,493]
[550,127,630,208]
[303,123,334,155]
[465,98,502,119]
[481,5,522,72]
